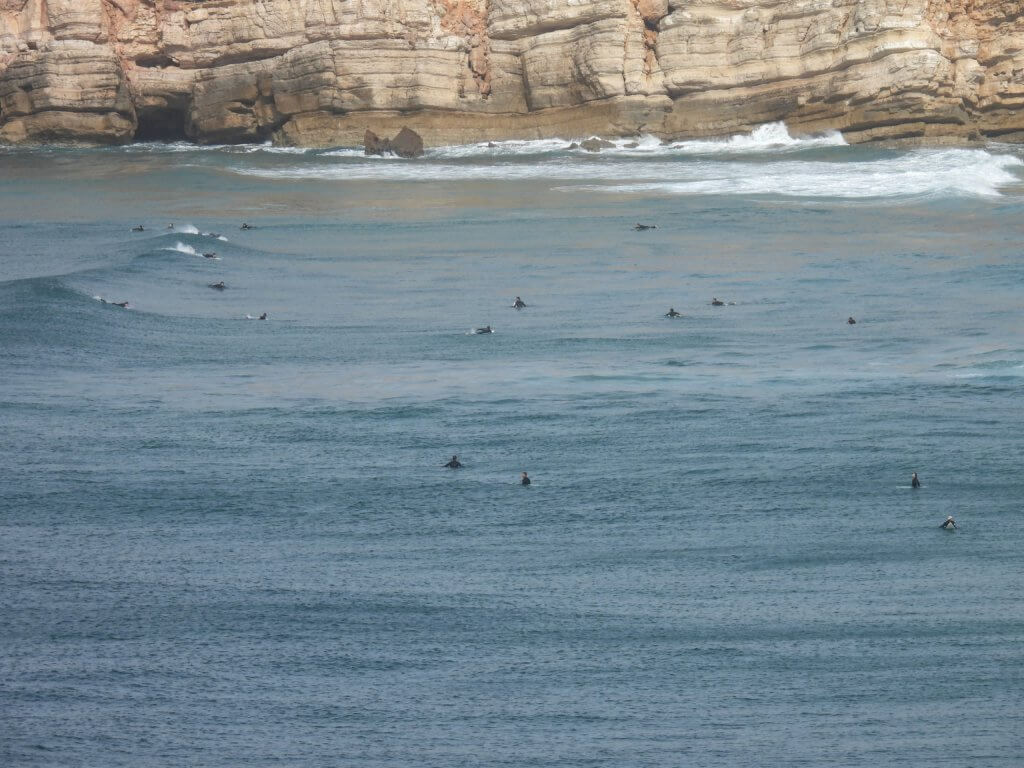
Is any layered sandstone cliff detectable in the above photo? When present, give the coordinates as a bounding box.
[1,0,1022,146]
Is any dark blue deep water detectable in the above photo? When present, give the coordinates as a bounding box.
[2,131,1023,766]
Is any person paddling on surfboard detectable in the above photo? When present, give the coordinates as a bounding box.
[665,307,681,318]
[940,515,956,530]
[911,472,921,489]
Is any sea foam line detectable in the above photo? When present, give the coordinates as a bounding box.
[229,145,1022,199]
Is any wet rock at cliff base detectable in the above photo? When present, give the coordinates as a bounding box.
[390,127,424,158]
[580,137,614,152]
[567,142,579,150]
[364,129,388,156]
[363,127,423,158]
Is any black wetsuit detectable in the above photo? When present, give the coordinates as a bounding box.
[521,475,531,485]
[444,459,462,469]
[912,475,921,489]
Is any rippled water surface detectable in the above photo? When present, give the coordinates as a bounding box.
[2,127,1023,767]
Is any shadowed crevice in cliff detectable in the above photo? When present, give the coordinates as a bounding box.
[134,104,189,142]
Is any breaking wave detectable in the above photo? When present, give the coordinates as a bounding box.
[163,242,198,256]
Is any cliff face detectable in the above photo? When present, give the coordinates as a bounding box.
[1,0,1022,146]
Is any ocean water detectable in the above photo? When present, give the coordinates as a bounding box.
[1,125,1023,767]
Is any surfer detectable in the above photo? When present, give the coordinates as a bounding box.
[444,455,463,469]
[848,316,857,324]
[209,281,226,291]
[259,312,267,320]
[634,223,656,231]
[665,307,681,318]
[110,301,129,308]
[475,325,493,334]
[131,225,145,232]
[167,223,175,230]
[240,222,253,230]
[512,297,526,309]
[203,252,217,259]
[911,472,921,489]
[521,471,531,486]
[940,515,956,530]
[711,298,725,306]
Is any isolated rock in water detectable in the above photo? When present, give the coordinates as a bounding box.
[364,127,423,158]
[580,138,614,152]
[364,129,388,156]
[390,127,424,158]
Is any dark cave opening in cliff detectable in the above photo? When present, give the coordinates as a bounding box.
[134,105,189,142]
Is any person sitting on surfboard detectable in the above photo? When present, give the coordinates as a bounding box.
[665,307,681,317]
[940,515,956,529]
[521,471,531,486]
[444,455,463,469]
[911,472,921,489]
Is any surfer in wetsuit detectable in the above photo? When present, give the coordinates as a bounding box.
[911,472,921,489]
[711,298,725,306]
[240,222,253,230]
[665,308,681,317]
[444,455,463,469]
[940,515,956,529]
[512,297,526,309]
[848,316,857,324]
[259,312,267,320]
[475,326,493,334]
[131,225,145,232]
[209,281,226,291]
[634,223,656,230]
[521,471,531,486]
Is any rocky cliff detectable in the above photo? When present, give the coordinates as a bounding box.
[1,0,1022,146]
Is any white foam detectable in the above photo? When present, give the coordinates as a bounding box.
[578,149,1023,199]
[423,124,843,158]
[122,141,313,155]
[667,122,847,154]
[231,145,1021,199]
[431,138,571,159]
[169,223,200,234]
[164,242,198,256]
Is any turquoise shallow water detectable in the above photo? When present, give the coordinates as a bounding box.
[1,131,1023,766]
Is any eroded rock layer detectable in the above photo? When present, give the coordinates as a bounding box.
[1,0,1022,145]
